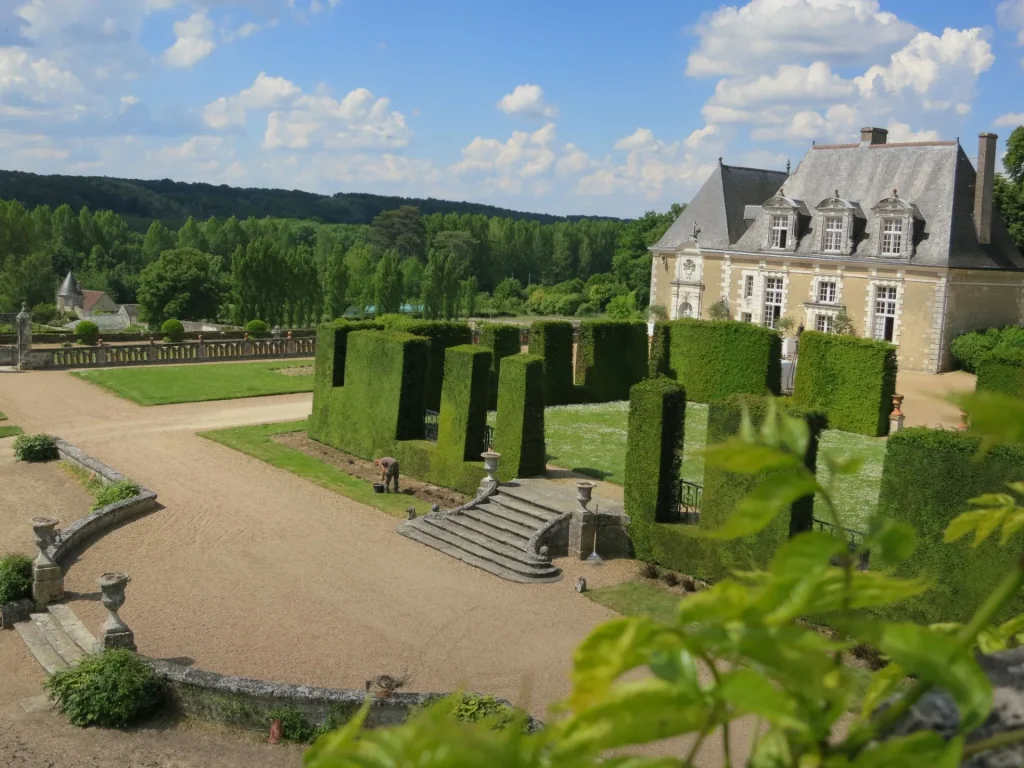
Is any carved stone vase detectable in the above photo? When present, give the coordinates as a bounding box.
[30,517,62,608]
[98,572,136,651]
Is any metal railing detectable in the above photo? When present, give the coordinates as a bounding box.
[424,410,439,442]
[676,479,702,524]
[812,518,870,570]
[483,424,495,451]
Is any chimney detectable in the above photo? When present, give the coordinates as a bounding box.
[860,127,888,146]
[975,132,998,245]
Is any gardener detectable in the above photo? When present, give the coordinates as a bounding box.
[374,456,400,493]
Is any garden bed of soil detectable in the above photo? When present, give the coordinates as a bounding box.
[272,432,469,509]
[275,365,313,377]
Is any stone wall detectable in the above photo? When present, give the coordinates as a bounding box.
[568,510,633,560]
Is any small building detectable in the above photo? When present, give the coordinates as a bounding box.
[82,289,119,315]
[649,130,1024,373]
[55,271,83,313]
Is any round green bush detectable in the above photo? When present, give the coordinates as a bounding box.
[244,319,270,338]
[160,319,185,342]
[75,320,99,346]
[13,433,58,462]
[45,649,164,728]
[0,554,32,604]
[950,330,999,372]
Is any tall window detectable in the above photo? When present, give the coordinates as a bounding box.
[815,314,833,333]
[881,218,903,256]
[873,285,898,342]
[817,279,837,304]
[763,276,784,328]
[823,216,843,253]
[770,215,789,249]
[743,274,754,299]
[741,312,752,323]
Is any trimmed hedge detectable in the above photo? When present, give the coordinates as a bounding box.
[494,354,547,481]
[976,347,1024,398]
[666,319,781,403]
[876,428,1024,625]
[310,320,382,434]
[575,320,649,403]
[437,345,491,463]
[651,395,826,582]
[624,377,686,561]
[379,319,472,411]
[161,319,185,343]
[478,324,522,409]
[527,320,574,406]
[792,331,897,436]
[75,321,99,346]
[648,321,670,378]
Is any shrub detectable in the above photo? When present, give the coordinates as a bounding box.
[13,433,58,462]
[46,649,164,728]
[31,303,57,324]
[309,321,383,433]
[75,320,99,346]
[268,705,318,743]
[792,331,897,436]
[666,318,781,403]
[875,428,1024,624]
[437,345,491,465]
[606,292,637,320]
[160,319,185,342]
[574,320,648,403]
[244,319,270,338]
[574,302,597,317]
[976,347,1024,398]
[527,320,574,406]
[494,354,546,481]
[0,554,32,604]
[648,321,670,378]
[91,480,141,511]
[638,561,661,580]
[448,693,514,729]
[377,319,472,411]
[477,323,521,409]
[707,299,730,321]
[647,304,668,321]
[624,377,686,561]
[950,329,1000,372]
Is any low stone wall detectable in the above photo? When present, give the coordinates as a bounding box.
[568,510,633,560]
[529,513,571,559]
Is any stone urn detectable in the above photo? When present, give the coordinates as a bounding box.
[98,572,136,651]
[482,451,501,485]
[30,517,63,608]
[30,517,59,569]
[576,480,596,513]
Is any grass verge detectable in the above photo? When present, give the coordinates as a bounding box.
[71,360,314,406]
[199,420,415,518]
[0,425,23,438]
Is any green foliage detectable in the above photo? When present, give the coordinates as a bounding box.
[605,291,638,320]
[45,650,164,728]
[91,479,141,511]
[832,309,856,336]
[793,330,897,436]
[13,432,58,462]
[137,247,221,326]
[575,319,648,403]
[477,323,521,409]
[436,345,491,468]
[374,248,405,315]
[951,328,1001,372]
[244,319,269,338]
[268,705,320,744]
[876,427,1024,625]
[666,318,782,403]
[707,299,730,321]
[647,303,668,321]
[976,347,1024,397]
[447,693,515,729]
[160,318,185,342]
[494,354,546,481]
[31,302,57,324]
[378,319,472,411]
[647,321,670,378]
[0,553,32,604]
[75,320,99,346]
[527,320,574,406]
[624,377,686,561]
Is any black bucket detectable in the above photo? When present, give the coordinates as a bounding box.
[372,483,385,494]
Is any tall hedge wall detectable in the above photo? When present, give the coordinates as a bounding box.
[374,319,471,410]
[478,323,522,409]
[527,320,574,406]
[976,348,1024,399]
[650,395,826,582]
[875,428,1024,625]
[494,354,547,481]
[310,321,382,436]
[623,377,686,561]
[437,346,491,463]
[648,321,670,378]
[575,320,649,403]
[667,319,781,403]
[792,331,897,436]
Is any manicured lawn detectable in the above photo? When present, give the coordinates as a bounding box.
[585,580,681,625]
[199,420,415,518]
[71,359,314,406]
[0,411,22,438]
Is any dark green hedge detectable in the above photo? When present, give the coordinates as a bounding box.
[976,348,1024,398]
[648,321,671,378]
[437,345,491,464]
[527,321,574,406]
[575,320,649,403]
[667,319,781,403]
[651,395,826,582]
[875,428,1024,625]
[478,324,522,409]
[375,319,472,410]
[310,321,383,437]
[623,377,686,561]
[494,354,547,481]
[792,331,897,436]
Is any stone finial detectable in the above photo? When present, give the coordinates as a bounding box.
[889,394,905,434]
[244,332,250,340]
[431,503,440,514]
[406,506,416,520]
[287,330,293,339]
[98,572,136,651]
[576,480,596,513]
[197,334,203,342]
[539,545,550,560]
[575,577,587,593]
[97,338,103,347]
[30,517,63,608]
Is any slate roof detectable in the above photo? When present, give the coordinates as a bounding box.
[57,271,82,298]
[64,315,130,332]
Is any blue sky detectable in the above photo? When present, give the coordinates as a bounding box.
[0,0,1022,218]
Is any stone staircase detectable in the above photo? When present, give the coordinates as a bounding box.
[398,486,564,583]
[14,603,98,674]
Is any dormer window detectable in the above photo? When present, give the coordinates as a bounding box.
[871,190,920,260]
[770,214,789,249]
[761,192,803,253]
[814,191,861,257]
[881,218,903,256]
[822,216,843,253]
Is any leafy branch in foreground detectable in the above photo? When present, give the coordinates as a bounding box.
[304,394,1024,767]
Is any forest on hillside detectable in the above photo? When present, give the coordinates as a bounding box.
[0,198,681,328]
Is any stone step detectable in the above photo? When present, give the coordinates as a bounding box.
[474,500,552,534]
[14,620,68,675]
[443,512,531,549]
[490,493,562,523]
[48,604,98,656]
[498,487,571,518]
[398,525,561,584]
[422,515,538,565]
[30,612,86,666]
[414,519,557,578]
[461,505,538,539]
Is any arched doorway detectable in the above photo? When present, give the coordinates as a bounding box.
[677,301,693,319]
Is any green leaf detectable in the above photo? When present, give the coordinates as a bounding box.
[944,510,991,544]
[847,732,963,767]
[823,453,864,477]
[953,391,1024,451]
[676,580,752,625]
[778,409,810,459]
[770,531,848,579]
[748,727,794,768]
[842,621,992,733]
[648,649,701,696]
[702,440,801,474]
[759,398,781,447]
[859,663,905,719]
[303,698,371,766]
[999,510,1024,545]
[715,668,810,733]
[687,470,817,540]
[866,520,917,567]
[969,493,1016,508]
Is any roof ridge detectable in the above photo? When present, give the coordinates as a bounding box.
[722,163,787,174]
[812,141,957,151]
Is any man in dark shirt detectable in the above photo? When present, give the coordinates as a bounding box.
[375,456,399,493]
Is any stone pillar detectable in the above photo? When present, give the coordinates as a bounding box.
[243,334,253,357]
[98,572,136,651]
[889,394,905,434]
[148,336,157,362]
[197,335,207,360]
[30,517,63,608]
[568,481,596,560]
[16,302,32,370]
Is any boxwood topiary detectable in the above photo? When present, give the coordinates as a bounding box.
[75,320,99,346]
[478,323,521,410]
[976,347,1024,398]
[161,319,185,343]
[951,329,1001,373]
[45,649,165,728]
[527,320,574,406]
[13,433,58,462]
[575,319,648,403]
[494,354,546,481]
[0,554,33,604]
[666,319,781,403]
[244,319,270,338]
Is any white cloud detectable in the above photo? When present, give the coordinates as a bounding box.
[163,12,216,68]
[995,113,1024,127]
[614,128,656,151]
[496,84,558,118]
[203,72,303,128]
[998,0,1024,45]
[120,95,139,106]
[684,124,720,149]
[264,87,413,150]
[555,143,593,176]
[709,62,854,109]
[884,120,940,143]
[0,48,80,100]
[224,19,279,43]
[453,123,557,179]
